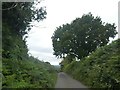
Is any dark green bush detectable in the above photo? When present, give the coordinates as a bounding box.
[2,57,57,88]
[64,39,120,89]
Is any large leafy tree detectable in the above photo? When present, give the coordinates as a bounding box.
[2,2,46,36]
[2,2,47,59]
[52,13,117,60]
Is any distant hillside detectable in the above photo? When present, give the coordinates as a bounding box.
[54,65,60,68]
[63,39,120,88]
[54,65,61,72]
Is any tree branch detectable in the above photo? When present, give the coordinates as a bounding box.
[2,3,18,10]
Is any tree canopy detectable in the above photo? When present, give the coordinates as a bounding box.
[2,2,47,36]
[52,13,117,60]
[2,2,47,59]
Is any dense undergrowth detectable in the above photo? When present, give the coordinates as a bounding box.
[63,39,120,89]
[2,23,57,88]
[2,57,57,88]
[2,2,57,89]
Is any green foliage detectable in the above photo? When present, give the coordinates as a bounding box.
[2,2,46,59]
[2,2,57,89]
[51,13,117,60]
[2,2,47,36]
[54,65,60,72]
[63,39,120,89]
[2,57,57,88]
[60,55,75,71]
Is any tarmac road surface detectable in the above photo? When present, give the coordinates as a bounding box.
[55,72,89,89]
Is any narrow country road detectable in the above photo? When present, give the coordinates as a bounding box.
[55,72,89,89]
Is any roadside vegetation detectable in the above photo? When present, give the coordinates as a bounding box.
[52,13,119,89]
[2,2,57,88]
[63,39,120,89]
[2,57,57,88]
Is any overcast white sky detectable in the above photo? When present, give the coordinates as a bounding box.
[26,0,119,65]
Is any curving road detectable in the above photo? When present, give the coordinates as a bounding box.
[55,72,89,89]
